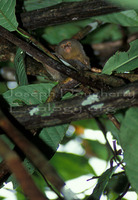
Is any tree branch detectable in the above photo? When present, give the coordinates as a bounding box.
[20,0,122,30]
[0,138,48,200]
[0,109,65,193]
[0,25,125,90]
[10,82,138,130]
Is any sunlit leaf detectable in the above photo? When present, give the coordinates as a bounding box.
[50,152,96,180]
[82,139,109,160]
[16,186,28,200]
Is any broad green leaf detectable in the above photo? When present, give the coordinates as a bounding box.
[39,125,68,151]
[14,48,28,86]
[72,118,99,130]
[106,0,138,9]
[95,10,138,27]
[50,152,96,180]
[0,0,18,31]
[83,139,109,160]
[88,166,117,200]
[119,107,138,193]
[3,83,56,105]
[102,39,138,75]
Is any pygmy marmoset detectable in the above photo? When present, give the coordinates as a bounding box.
[56,39,91,71]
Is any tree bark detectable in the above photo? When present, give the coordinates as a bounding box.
[20,0,122,30]
[10,82,138,129]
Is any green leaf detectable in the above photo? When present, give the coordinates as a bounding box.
[106,0,138,9]
[95,10,138,27]
[83,139,109,160]
[119,107,138,193]
[72,118,99,130]
[50,152,96,180]
[39,125,68,151]
[102,39,138,75]
[3,83,56,106]
[0,0,18,31]
[32,171,47,193]
[16,187,28,200]
[14,48,28,86]
[88,166,117,200]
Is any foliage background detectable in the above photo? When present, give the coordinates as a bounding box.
[0,0,138,199]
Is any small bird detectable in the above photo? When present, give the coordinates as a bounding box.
[56,39,91,71]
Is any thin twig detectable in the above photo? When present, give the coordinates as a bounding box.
[18,27,60,62]
[107,114,121,130]
[95,118,123,167]
[95,118,115,156]
[72,25,93,40]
